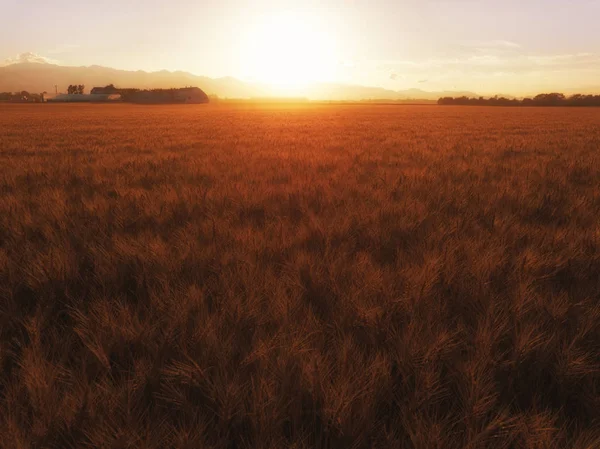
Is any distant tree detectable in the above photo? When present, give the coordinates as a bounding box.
[533,93,565,106]
[438,92,600,107]
[67,85,84,95]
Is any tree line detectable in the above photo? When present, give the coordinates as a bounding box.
[438,93,600,107]
[0,85,85,102]
[0,91,45,103]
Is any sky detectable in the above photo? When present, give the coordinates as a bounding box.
[2,0,600,95]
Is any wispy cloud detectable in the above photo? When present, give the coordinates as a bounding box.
[461,40,521,50]
[528,52,596,66]
[376,52,600,73]
[1,52,57,66]
[372,48,600,94]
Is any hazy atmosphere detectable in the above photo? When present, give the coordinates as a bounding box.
[3,0,600,95]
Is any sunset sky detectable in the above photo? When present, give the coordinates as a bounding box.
[3,0,600,95]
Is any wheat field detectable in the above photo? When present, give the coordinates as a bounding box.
[1,103,600,448]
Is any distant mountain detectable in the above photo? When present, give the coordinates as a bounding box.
[0,62,265,99]
[0,61,478,101]
[284,84,478,101]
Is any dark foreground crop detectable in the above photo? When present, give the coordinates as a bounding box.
[1,103,599,448]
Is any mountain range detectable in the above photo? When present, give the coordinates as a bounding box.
[0,62,479,101]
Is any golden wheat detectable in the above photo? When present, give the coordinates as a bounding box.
[1,103,599,448]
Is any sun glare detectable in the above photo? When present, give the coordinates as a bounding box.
[240,11,338,92]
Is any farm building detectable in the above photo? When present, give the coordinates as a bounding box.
[90,85,120,95]
[47,94,120,103]
[48,86,209,104]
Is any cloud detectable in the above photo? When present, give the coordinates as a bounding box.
[376,52,600,73]
[528,52,597,66]
[389,73,399,80]
[2,52,57,66]
[373,50,600,94]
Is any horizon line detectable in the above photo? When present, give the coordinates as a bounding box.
[2,60,600,99]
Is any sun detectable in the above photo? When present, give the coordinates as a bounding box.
[240,11,338,91]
